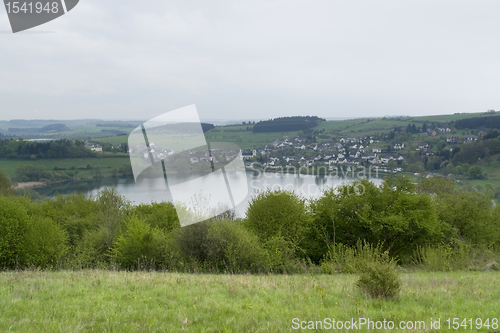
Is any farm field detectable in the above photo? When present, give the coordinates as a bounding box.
[5,111,497,150]
[205,128,303,149]
[92,135,130,146]
[93,129,303,150]
[0,156,130,179]
[0,270,499,332]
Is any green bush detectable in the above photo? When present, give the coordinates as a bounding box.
[0,196,30,268]
[245,189,311,253]
[356,261,401,299]
[14,165,54,182]
[73,229,113,269]
[309,177,444,262]
[129,202,180,232]
[39,193,99,247]
[0,170,14,196]
[418,177,499,247]
[95,188,129,250]
[68,190,130,269]
[203,220,271,273]
[24,217,68,268]
[467,166,485,179]
[413,244,500,272]
[320,241,401,298]
[112,216,169,270]
[14,188,44,200]
[263,236,311,274]
[173,221,212,266]
[321,241,394,274]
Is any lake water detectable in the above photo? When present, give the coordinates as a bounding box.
[33,171,383,218]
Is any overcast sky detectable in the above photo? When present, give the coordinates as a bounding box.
[1,0,499,121]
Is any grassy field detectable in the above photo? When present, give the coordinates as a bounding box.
[0,270,498,332]
[27,111,499,149]
[0,156,130,178]
[206,128,302,149]
[412,112,496,122]
[94,130,303,149]
[92,135,130,145]
[0,125,136,141]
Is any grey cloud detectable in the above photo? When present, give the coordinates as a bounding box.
[0,0,499,120]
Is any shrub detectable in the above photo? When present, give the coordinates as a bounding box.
[39,193,98,247]
[321,241,394,274]
[14,165,54,182]
[173,221,212,266]
[0,170,14,196]
[263,236,310,274]
[66,190,129,269]
[73,229,111,269]
[0,196,30,268]
[413,244,500,272]
[245,189,311,252]
[129,202,180,232]
[467,166,485,179]
[15,188,44,200]
[203,220,271,273]
[309,177,444,262]
[95,188,129,249]
[356,261,401,299]
[24,217,68,268]
[418,177,499,246]
[112,216,168,270]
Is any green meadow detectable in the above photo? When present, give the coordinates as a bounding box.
[0,270,498,332]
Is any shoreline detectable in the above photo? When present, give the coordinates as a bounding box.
[14,181,47,189]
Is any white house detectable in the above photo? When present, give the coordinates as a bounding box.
[393,142,404,150]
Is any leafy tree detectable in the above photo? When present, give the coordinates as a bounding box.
[38,193,98,247]
[0,138,95,159]
[24,217,68,268]
[112,215,168,269]
[0,170,14,196]
[387,159,397,172]
[418,178,498,246]
[129,202,180,232]
[455,114,500,129]
[417,177,454,195]
[245,189,311,253]
[203,220,271,273]
[467,166,484,179]
[0,196,30,268]
[308,177,443,261]
[14,165,54,182]
[95,188,129,250]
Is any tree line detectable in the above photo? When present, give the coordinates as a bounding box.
[0,139,96,159]
[1,171,498,272]
[454,115,500,130]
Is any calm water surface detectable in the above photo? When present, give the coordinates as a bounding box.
[34,171,383,218]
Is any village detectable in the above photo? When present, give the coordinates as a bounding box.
[240,126,480,175]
